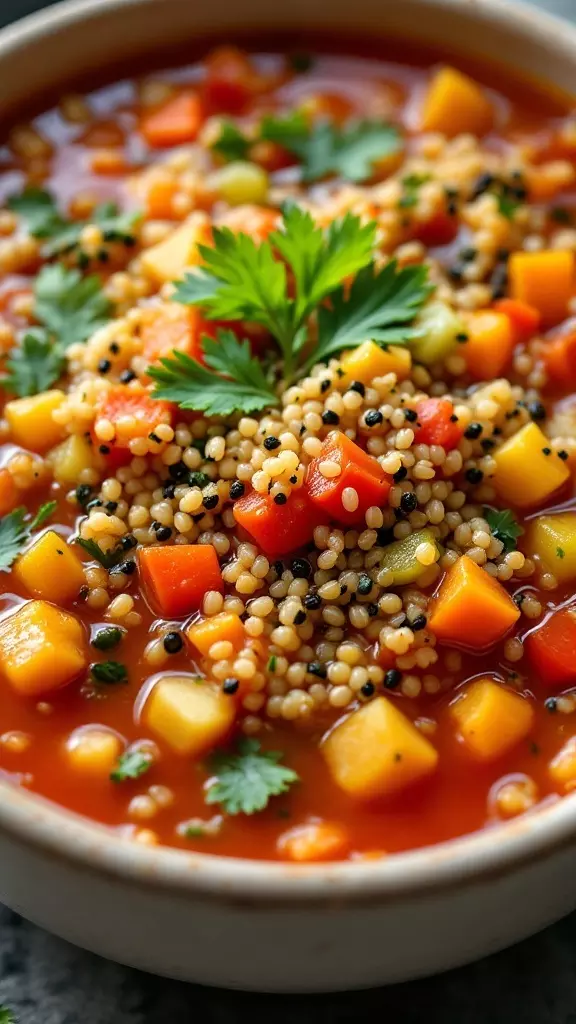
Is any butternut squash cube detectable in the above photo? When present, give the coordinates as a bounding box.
[13,530,86,605]
[322,696,438,800]
[65,726,123,777]
[187,613,246,657]
[549,736,576,791]
[142,674,235,757]
[48,433,96,486]
[140,211,211,284]
[428,554,520,650]
[492,422,570,508]
[420,66,493,137]
[528,512,576,584]
[5,390,66,453]
[450,677,534,762]
[0,600,87,696]
[339,340,411,385]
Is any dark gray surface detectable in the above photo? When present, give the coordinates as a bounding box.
[1,0,576,1019]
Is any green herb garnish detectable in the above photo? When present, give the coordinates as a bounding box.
[7,187,140,258]
[110,749,153,782]
[398,173,431,209]
[75,537,124,570]
[0,501,56,570]
[90,661,128,684]
[0,1006,17,1024]
[484,507,524,553]
[557,546,565,560]
[92,626,124,651]
[205,738,299,816]
[211,121,251,162]
[267,654,277,672]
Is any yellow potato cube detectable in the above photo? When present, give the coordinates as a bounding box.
[528,513,576,583]
[420,66,493,137]
[5,390,66,453]
[549,737,576,791]
[142,674,235,757]
[65,726,123,777]
[322,696,438,800]
[48,433,96,486]
[13,530,86,604]
[492,422,570,508]
[339,340,411,386]
[187,613,246,657]
[0,600,87,696]
[140,211,211,284]
[450,677,534,762]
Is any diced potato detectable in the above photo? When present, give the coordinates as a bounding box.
[187,612,246,657]
[277,820,349,862]
[140,211,211,284]
[528,513,576,584]
[13,530,86,604]
[142,673,235,756]
[492,422,570,508]
[65,726,123,777]
[450,677,534,762]
[322,696,438,800]
[411,301,465,365]
[48,433,96,485]
[379,528,440,586]
[549,737,576,791]
[420,66,493,137]
[5,390,66,453]
[339,340,411,385]
[0,600,87,696]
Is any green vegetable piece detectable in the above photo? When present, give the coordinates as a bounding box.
[90,661,128,684]
[484,507,524,554]
[110,749,153,783]
[92,626,124,651]
[379,527,440,586]
[410,301,466,366]
[205,737,299,815]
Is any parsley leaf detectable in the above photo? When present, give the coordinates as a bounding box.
[205,738,299,815]
[4,328,64,397]
[92,626,124,651]
[149,330,278,417]
[212,120,251,161]
[90,661,128,684]
[261,114,402,183]
[110,749,153,783]
[557,546,565,560]
[484,507,524,553]
[398,173,431,209]
[75,536,124,569]
[35,264,111,348]
[8,187,140,258]
[0,501,56,571]
[7,187,66,237]
[0,1006,17,1024]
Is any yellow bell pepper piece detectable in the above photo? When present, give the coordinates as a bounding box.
[420,66,493,137]
[492,422,570,508]
[528,512,576,583]
[48,433,96,486]
[142,674,235,757]
[322,696,438,800]
[379,527,440,586]
[0,600,87,696]
[339,340,411,385]
[5,390,66,453]
[13,530,86,605]
[450,677,534,762]
[140,211,211,284]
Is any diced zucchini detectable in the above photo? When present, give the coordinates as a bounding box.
[379,527,440,585]
[411,301,465,365]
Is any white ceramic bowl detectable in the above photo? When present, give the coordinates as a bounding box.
[2,0,576,993]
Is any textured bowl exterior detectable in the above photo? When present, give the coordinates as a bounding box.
[2,0,576,992]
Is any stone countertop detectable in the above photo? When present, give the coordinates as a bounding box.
[1,0,576,1020]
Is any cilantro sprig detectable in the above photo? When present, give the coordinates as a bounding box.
[7,187,140,259]
[110,748,153,783]
[0,501,56,570]
[484,507,524,553]
[205,738,299,816]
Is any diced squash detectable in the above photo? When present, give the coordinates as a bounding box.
[450,677,534,762]
[461,310,515,380]
[528,512,576,583]
[0,469,19,517]
[508,250,574,326]
[428,554,520,650]
[13,530,86,604]
[411,301,465,365]
[549,737,576,790]
[322,696,438,800]
[187,613,246,657]
[5,390,66,453]
[277,821,350,862]
[65,726,123,777]
[140,211,212,284]
[492,298,541,344]
[379,527,440,586]
[492,421,570,508]
[139,544,223,618]
[48,433,96,486]
[339,340,411,385]
[140,303,204,368]
[420,66,493,137]
[0,600,87,696]
[145,176,178,219]
[142,673,235,756]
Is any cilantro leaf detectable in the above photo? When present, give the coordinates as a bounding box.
[4,328,65,397]
[205,738,299,815]
[7,187,65,238]
[110,749,153,783]
[398,173,431,209]
[149,330,278,417]
[90,661,128,684]
[484,507,524,553]
[34,264,112,349]
[8,187,140,258]
[261,114,402,183]
[0,501,56,571]
[212,120,251,161]
[0,1006,17,1024]
[75,536,124,569]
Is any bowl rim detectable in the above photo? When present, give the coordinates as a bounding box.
[2,0,576,905]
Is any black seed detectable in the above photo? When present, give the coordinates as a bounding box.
[357,574,373,596]
[162,482,176,499]
[400,491,417,513]
[117,559,136,575]
[291,557,312,579]
[545,697,558,713]
[99,445,110,455]
[105,501,118,513]
[98,358,111,374]
[361,681,375,698]
[496,247,510,263]
[169,461,188,481]
[304,592,322,610]
[367,603,378,617]
[263,436,281,451]
[411,613,427,631]
[307,661,327,678]
[471,171,494,200]
[404,408,418,422]
[289,475,297,484]
[456,332,469,343]
[364,409,383,427]
[320,379,331,393]
[293,610,306,625]
[348,380,365,396]
[109,342,120,354]
[465,422,483,440]
[481,438,496,451]
[274,493,288,505]
[542,447,551,456]
[460,246,477,262]
[148,432,161,443]
[75,483,92,507]
[156,526,172,541]
[376,526,394,546]
[493,426,502,436]
[120,534,137,551]
[119,369,136,384]
[465,468,484,484]
[322,410,340,426]
[558,450,569,461]
[202,494,219,510]
[222,678,239,695]
[340,584,347,595]
[393,466,407,483]
[528,401,546,422]
[489,263,508,300]
[446,200,458,217]
[163,631,183,654]
[272,561,284,577]
[229,480,245,500]
[448,264,463,282]
[384,669,402,689]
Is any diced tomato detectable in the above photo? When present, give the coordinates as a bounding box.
[526,605,576,690]
[306,430,391,526]
[493,298,541,344]
[140,91,203,148]
[92,385,174,467]
[201,47,258,115]
[140,304,207,369]
[233,488,324,557]
[139,544,223,618]
[414,398,463,451]
[413,211,458,247]
[541,317,576,384]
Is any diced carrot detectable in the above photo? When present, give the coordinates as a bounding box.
[414,397,463,450]
[461,310,515,380]
[428,555,520,650]
[306,430,391,527]
[508,250,575,326]
[141,91,203,148]
[493,298,541,344]
[277,821,350,862]
[145,177,178,219]
[140,303,206,369]
[187,613,246,657]
[526,605,576,690]
[91,385,173,467]
[540,317,576,384]
[233,488,324,557]
[420,66,493,137]
[139,544,223,618]
[0,469,19,517]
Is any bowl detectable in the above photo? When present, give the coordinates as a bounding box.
[2,0,576,993]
